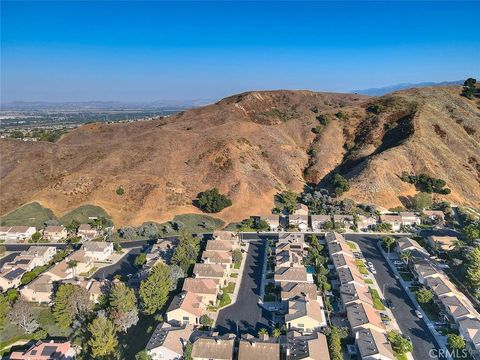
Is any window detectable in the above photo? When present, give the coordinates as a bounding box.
[297,323,304,328]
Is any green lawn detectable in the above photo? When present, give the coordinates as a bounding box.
[364,279,374,285]
[222,282,235,294]
[230,273,238,278]
[0,202,56,229]
[171,214,225,233]
[59,205,112,226]
[418,301,441,321]
[369,287,386,310]
[219,294,231,308]
[347,241,357,250]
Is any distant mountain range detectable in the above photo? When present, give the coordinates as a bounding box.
[353,80,464,96]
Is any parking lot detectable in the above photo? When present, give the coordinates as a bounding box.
[346,234,443,360]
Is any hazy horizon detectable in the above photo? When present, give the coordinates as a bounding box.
[2,1,479,102]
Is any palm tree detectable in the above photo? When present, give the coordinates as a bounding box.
[272,327,281,338]
[400,250,413,266]
[452,239,466,253]
[258,328,269,337]
[383,236,396,258]
[67,260,78,278]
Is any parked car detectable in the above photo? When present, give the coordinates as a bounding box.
[394,260,404,266]
[371,268,377,274]
[367,261,374,268]
[415,310,423,318]
[394,274,400,280]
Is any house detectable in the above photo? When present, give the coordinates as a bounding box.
[286,330,330,360]
[0,267,26,290]
[395,237,430,259]
[278,233,305,245]
[325,232,345,244]
[77,223,99,240]
[355,327,395,360]
[276,249,303,268]
[412,259,437,284]
[336,267,365,287]
[333,215,355,228]
[356,216,378,232]
[166,291,205,325]
[458,317,480,359]
[438,295,472,323]
[261,215,281,231]
[425,276,458,298]
[331,253,357,270]
[285,295,326,334]
[212,231,239,243]
[182,278,220,305]
[17,246,57,270]
[46,250,94,281]
[310,215,332,230]
[43,225,68,242]
[274,267,309,284]
[201,250,232,265]
[427,236,458,252]
[238,337,281,360]
[293,203,309,216]
[379,214,402,231]
[339,282,373,307]
[280,282,318,301]
[191,336,235,360]
[327,241,354,258]
[423,210,446,225]
[205,240,236,252]
[83,241,114,261]
[9,340,76,360]
[399,212,421,227]
[21,274,55,303]
[146,322,195,360]
[193,263,229,286]
[0,226,36,242]
[345,302,385,333]
[61,278,106,303]
[289,215,309,231]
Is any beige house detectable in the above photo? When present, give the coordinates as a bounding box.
[238,338,280,360]
[399,212,421,227]
[46,250,94,281]
[357,216,378,231]
[182,278,220,305]
[274,267,309,284]
[43,225,68,242]
[84,241,114,261]
[261,215,281,231]
[10,341,75,360]
[289,215,309,231]
[191,336,235,360]
[18,246,57,270]
[212,231,239,242]
[346,302,385,333]
[293,203,309,216]
[286,331,330,360]
[310,215,332,230]
[21,274,55,303]
[458,317,480,359]
[339,282,373,307]
[201,250,232,265]
[205,239,236,252]
[146,322,195,360]
[193,263,229,286]
[276,249,303,268]
[77,224,99,240]
[281,282,318,301]
[355,327,395,360]
[285,296,327,334]
[0,226,36,242]
[166,291,205,325]
[427,235,458,252]
[333,215,355,228]
[0,267,27,290]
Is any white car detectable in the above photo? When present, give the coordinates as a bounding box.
[367,262,374,268]
[415,310,423,318]
[394,260,404,266]
[371,268,377,274]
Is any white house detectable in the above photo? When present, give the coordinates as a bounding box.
[260,215,280,231]
[0,226,36,242]
[43,225,68,242]
[310,215,332,230]
[83,241,114,261]
[289,215,309,231]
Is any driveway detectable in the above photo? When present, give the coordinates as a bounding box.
[345,234,443,360]
[92,247,143,280]
[215,240,272,336]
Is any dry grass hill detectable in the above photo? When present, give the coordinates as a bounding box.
[1,86,479,226]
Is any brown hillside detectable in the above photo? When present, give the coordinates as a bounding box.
[1,87,479,226]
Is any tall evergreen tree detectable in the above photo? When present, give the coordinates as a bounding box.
[139,263,171,314]
[88,315,118,359]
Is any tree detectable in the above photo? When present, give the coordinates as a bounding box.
[412,192,432,210]
[274,190,299,213]
[31,231,42,242]
[447,334,466,350]
[272,327,281,338]
[375,223,392,232]
[169,264,184,291]
[65,220,80,233]
[199,314,213,328]
[332,174,350,197]
[328,326,343,360]
[9,299,39,334]
[53,284,92,328]
[196,188,232,213]
[462,78,477,99]
[116,186,125,196]
[466,247,480,294]
[387,330,413,354]
[382,236,396,256]
[0,294,8,329]
[139,263,171,314]
[462,223,480,243]
[135,350,152,360]
[183,341,193,360]
[400,250,413,265]
[134,253,147,268]
[6,288,19,303]
[258,328,269,337]
[232,249,242,267]
[172,231,200,273]
[67,260,78,277]
[88,315,118,359]
[109,282,138,332]
[416,288,433,304]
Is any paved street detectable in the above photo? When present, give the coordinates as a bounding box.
[93,247,143,280]
[215,240,272,336]
[345,234,442,360]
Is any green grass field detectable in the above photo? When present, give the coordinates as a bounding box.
[59,204,112,225]
[368,287,386,310]
[171,214,225,233]
[0,202,56,229]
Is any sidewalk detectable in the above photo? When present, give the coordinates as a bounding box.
[377,241,451,360]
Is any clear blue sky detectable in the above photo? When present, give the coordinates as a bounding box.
[1,1,479,102]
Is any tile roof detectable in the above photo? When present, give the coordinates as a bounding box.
[84,241,112,252]
[458,317,480,345]
[146,322,194,354]
[355,327,395,359]
[202,250,232,264]
[339,283,373,306]
[193,263,226,278]
[166,291,205,317]
[286,331,330,360]
[206,240,235,252]
[274,267,308,282]
[346,302,384,331]
[285,296,324,324]
[439,295,471,318]
[281,282,318,301]
[182,278,220,294]
[191,337,234,360]
[238,339,280,360]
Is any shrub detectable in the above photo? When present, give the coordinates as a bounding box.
[196,188,232,213]
[367,104,384,114]
[116,187,125,196]
[332,174,350,196]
